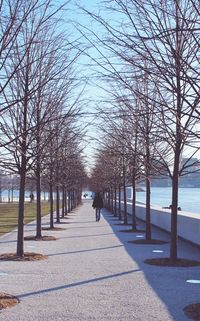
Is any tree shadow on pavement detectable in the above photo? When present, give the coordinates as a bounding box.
[66,221,97,224]
[48,244,123,257]
[59,232,114,239]
[63,225,108,230]
[17,269,140,299]
[102,209,200,321]
[0,239,17,244]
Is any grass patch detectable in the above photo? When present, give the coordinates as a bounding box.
[184,303,200,320]
[0,201,56,235]
[144,258,200,267]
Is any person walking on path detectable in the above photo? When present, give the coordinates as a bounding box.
[92,192,103,221]
[29,192,34,202]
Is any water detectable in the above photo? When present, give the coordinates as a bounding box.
[0,190,49,202]
[136,187,200,214]
[3,187,199,215]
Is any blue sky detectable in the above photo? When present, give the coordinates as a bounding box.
[49,1,103,172]
[60,0,106,173]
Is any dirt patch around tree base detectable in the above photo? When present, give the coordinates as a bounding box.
[42,227,66,231]
[128,239,167,245]
[144,258,200,267]
[24,235,57,241]
[0,293,20,310]
[119,229,146,233]
[184,303,200,320]
[0,252,48,261]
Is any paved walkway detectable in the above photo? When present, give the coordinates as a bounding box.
[0,200,199,321]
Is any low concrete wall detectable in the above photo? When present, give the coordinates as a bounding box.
[117,200,200,246]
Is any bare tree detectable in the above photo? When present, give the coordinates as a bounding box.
[78,0,200,261]
[0,1,45,116]
[0,0,74,257]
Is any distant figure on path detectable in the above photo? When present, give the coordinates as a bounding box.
[92,192,103,222]
[29,192,34,202]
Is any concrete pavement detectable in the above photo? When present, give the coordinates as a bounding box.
[0,200,199,321]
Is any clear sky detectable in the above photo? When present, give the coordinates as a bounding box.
[53,0,106,174]
[67,0,109,174]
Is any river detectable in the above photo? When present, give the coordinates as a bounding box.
[2,187,200,215]
[136,187,200,214]
[0,190,48,202]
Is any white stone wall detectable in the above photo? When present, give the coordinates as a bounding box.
[116,200,200,246]
[134,203,200,246]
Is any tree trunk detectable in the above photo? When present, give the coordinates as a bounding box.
[17,71,28,257]
[118,184,121,220]
[111,186,114,214]
[65,188,68,215]
[132,175,137,230]
[17,164,26,257]
[36,160,42,238]
[62,185,65,218]
[170,0,181,261]
[11,187,14,202]
[108,188,111,210]
[56,185,60,223]
[114,185,117,217]
[170,171,179,260]
[49,180,54,229]
[70,190,73,211]
[74,190,76,208]
[145,176,151,240]
[68,190,70,213]
[123,169,127,225]
[72,190,75,210]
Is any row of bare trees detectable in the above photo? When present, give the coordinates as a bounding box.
[82,0,200,261]
[0,1,87,257]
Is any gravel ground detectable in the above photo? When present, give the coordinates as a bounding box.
[0,200,199,321]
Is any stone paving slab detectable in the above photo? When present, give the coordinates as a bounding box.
[0,200,199,321]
